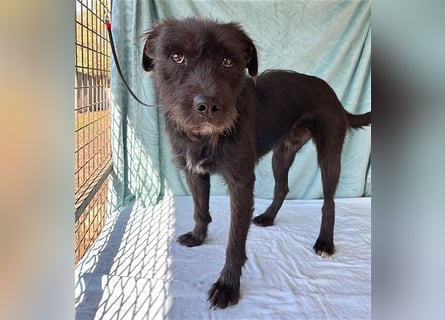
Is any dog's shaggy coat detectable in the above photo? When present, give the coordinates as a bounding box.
[142,17,371,309]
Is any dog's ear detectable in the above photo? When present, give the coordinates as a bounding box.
[142,53,154,72]
[246,43,258,78]
[142,26,160,72]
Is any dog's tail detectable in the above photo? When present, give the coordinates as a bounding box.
[347,111,371,129]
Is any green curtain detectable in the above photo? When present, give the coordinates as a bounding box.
[108,0,371,209]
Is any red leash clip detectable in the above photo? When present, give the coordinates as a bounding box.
[104,14,111,30]
[103,12,159,108]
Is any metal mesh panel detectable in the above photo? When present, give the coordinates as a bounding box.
[75,0,112,264]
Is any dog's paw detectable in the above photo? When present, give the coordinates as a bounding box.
[313,237,335,257]
[177,232,204,247]
[252,214,275,227]
[208,280,240,309]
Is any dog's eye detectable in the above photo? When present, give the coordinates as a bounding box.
[222,57,233,68]
[171,52,185,64]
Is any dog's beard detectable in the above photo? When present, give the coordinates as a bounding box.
[189,122,226,136]
[164,104,238,139]
[176,121,235,140]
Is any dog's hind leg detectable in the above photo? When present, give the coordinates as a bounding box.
[311,118,347,256]
[177,172,211,247]
[253,127,311,227]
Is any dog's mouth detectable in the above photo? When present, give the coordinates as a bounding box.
[165,102,238,138]
[189,122,224,136]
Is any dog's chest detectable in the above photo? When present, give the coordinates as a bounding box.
[185,152,213,175]
[181,142,220,175]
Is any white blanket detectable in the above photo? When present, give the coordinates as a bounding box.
[75,196,371,319]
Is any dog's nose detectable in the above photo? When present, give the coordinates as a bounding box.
[193,95,220,116]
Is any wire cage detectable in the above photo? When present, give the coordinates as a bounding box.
[75,0,112,264]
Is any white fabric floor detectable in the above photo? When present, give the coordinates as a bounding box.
[75,196,371,319]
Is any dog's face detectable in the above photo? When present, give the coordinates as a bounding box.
[142,18,258,137]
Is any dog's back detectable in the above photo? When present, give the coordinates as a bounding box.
[253,70,370,157]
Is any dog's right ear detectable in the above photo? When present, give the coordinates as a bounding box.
[142,27,160,72]
[142,53,154,72]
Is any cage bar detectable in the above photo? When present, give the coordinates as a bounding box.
[74,0,112,264]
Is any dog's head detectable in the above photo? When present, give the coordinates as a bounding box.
[142,17,258,137]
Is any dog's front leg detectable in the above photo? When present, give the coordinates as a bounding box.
[208,173,254,309]
[177,171,211,247]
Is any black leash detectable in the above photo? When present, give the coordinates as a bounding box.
[105,16,159,108]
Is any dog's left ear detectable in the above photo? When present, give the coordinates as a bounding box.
[246,42,258,78]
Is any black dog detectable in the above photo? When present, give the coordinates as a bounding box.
[142,17,371,309]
